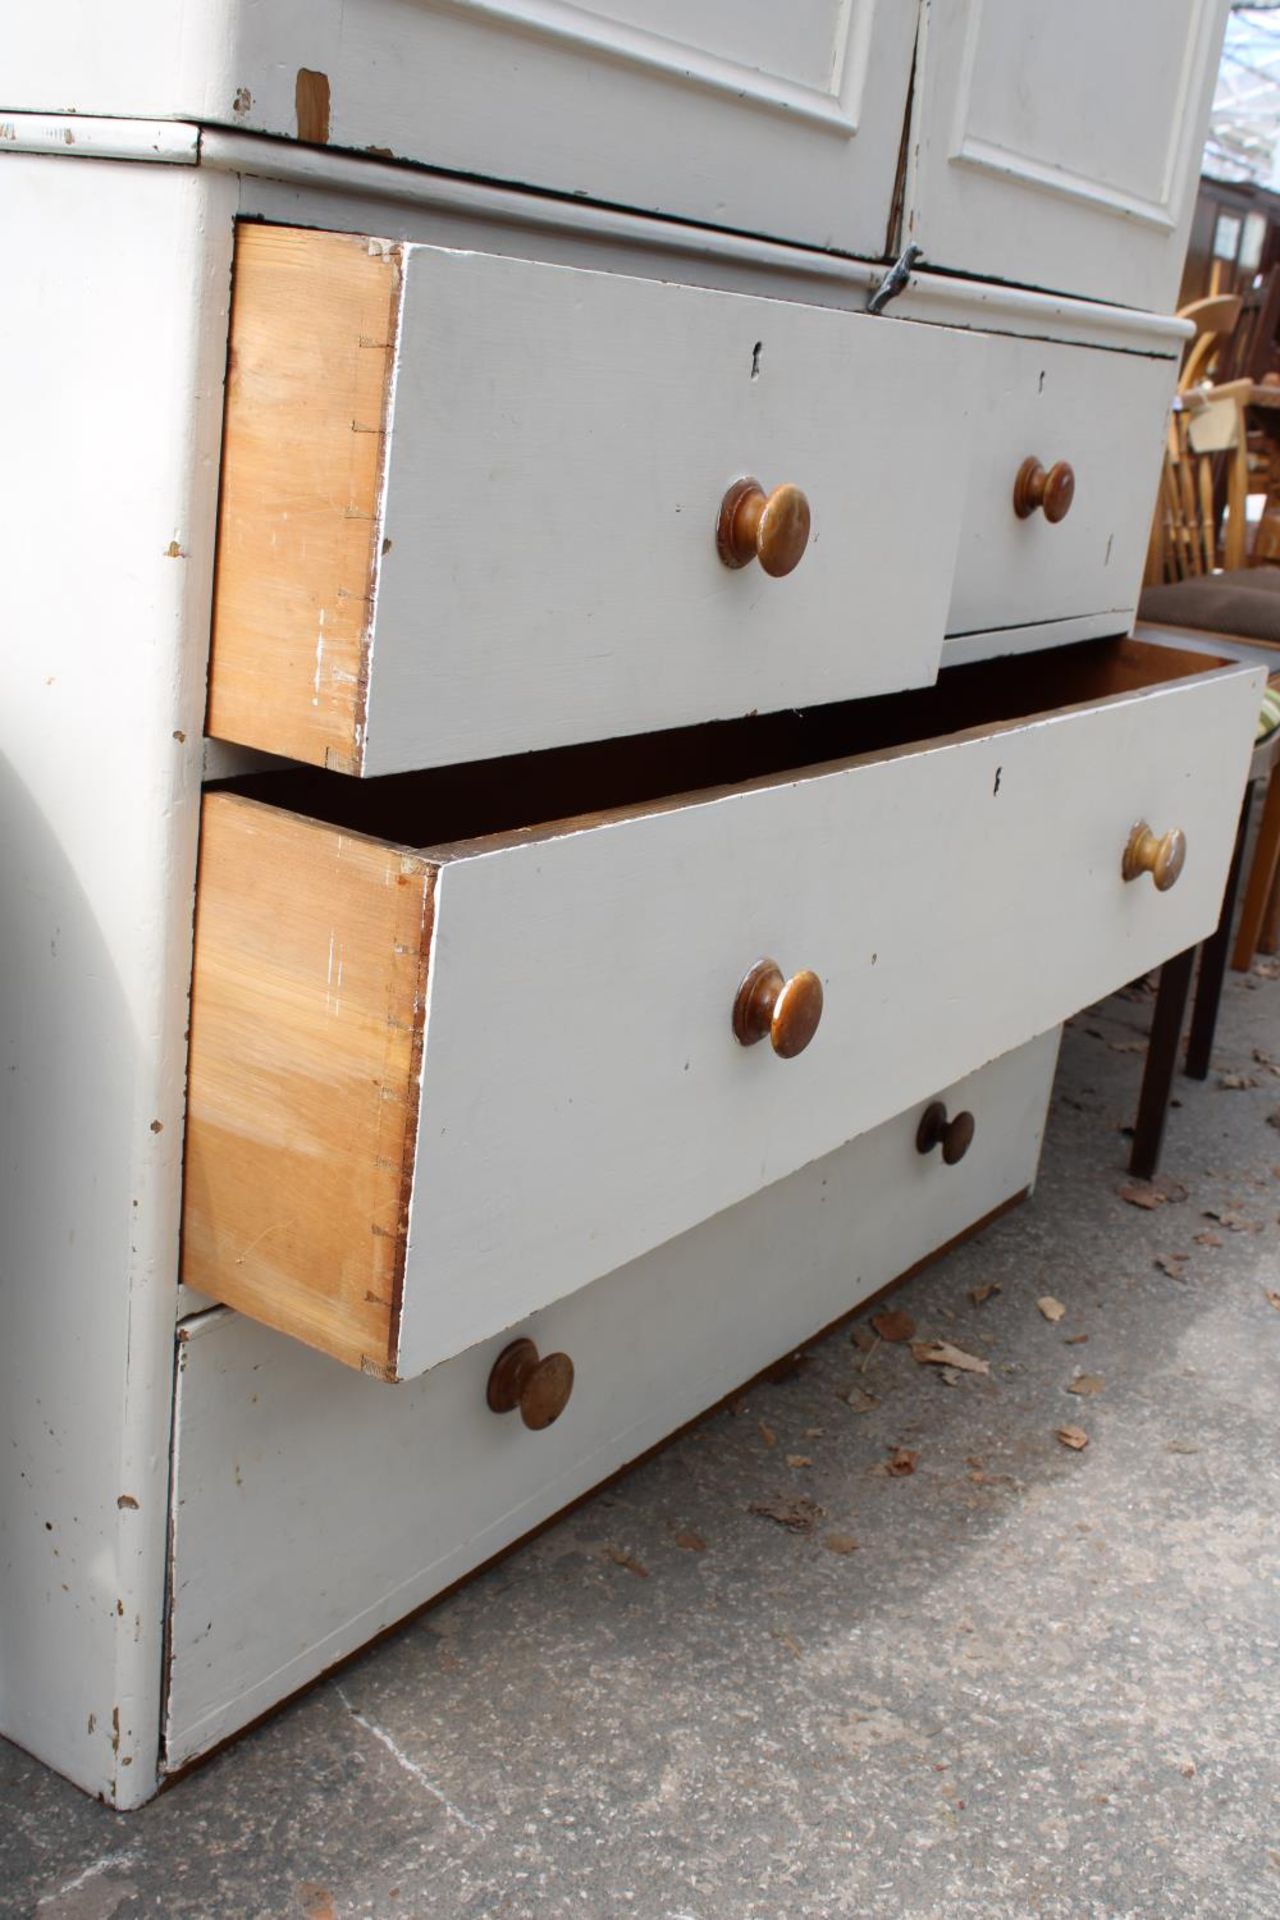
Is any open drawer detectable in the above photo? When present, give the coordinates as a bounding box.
[182,636,1262,1378]
[205,223,983,775]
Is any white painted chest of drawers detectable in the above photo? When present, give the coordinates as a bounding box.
[0,0,1248,1807]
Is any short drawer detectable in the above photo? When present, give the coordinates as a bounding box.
[167,1028,1060,1773]
[945,335,1176,655]
[182,635,1261,1380]
[206,223,984,775]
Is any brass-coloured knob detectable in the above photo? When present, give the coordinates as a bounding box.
[486,1338,574,1431]
[916,1101,976,1166]
[732,957,824,1058]
[1122,820,1186,892]
[716,477,811,576]
[1013,456,1075,523]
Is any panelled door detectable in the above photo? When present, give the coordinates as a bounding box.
[905,0,1230,310]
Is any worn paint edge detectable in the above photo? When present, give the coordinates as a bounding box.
[0,113,199,164]
[348,242,407,778]
[378,857,436,1383]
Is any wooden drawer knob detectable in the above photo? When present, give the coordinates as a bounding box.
[916,1101,976,1165]
[717,477,811,576]
[1123,820,1186,892]
[1013,456,1075,523]
[732,957,823,1058]
[486,1338,574,1430]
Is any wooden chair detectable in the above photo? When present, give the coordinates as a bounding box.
[1213,266,1280,388]
[1147,384,1250,586]
[1177,292,1243,393]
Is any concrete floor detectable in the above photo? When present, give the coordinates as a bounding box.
[5,970,1280,1920]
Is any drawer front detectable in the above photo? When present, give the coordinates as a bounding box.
[182,643,1261,1380]
[945,337,1175,651]
[207,225,984,775]
[167,1028,1059,1773]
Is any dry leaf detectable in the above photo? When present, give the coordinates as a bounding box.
[606,1545,650,1579]
[1266,1290,1280,1313]
[749,1495,825,1534]
[673,1528,706,1552]
[1119,1177,1187,1210]
[823,1533,858,1555]
[786,1454,813,1469]
[1193,1231,1223,1248]
[870,1308,915,1343]
[1254,957,1280,980]
[911,1340,990,1376]
[969,1282,1001,1307]
[1038,1295,1067,1323]
[759,1422,777,1449]
[939,1366,962,1386]
[1108,1038,1146,1054]
[1203,1207,1260,1233]
[1068,1373,1104,1396]
[849,1324,878,1353]
[884,1446,918,1477]
[1167,1441,1199,1455]
[1055,1425,1090,1451]
[1064,1333,1090,1346]
[1155,1253,1189,1277]
[1218,1072,1259,1091]
[842,1384,879,1414]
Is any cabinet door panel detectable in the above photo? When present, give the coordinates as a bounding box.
[907,0,1230,310]
[11,0,917,257]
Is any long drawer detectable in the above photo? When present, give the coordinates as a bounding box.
[166,1026,1060,1774]
[945,335,1176,656]
[206,223,984,774]
[182,636,1261,1380]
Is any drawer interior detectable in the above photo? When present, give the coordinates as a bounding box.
[217,636,1234,854]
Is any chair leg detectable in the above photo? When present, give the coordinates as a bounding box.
[1130,945,1196,1181]
[1186,779,1255,1079]
[1232,765,1280,972]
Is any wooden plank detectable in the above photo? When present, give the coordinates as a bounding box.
[206,224,403,772]
[165,1027,1061,1771]
[182,795,434,1376]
